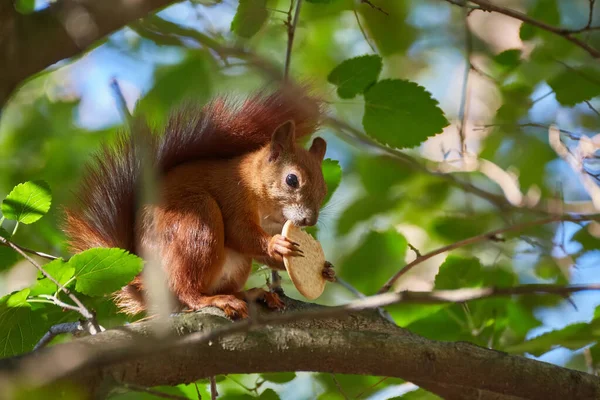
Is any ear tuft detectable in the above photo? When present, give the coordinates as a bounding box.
[309,137,327,161]
[269,120,296,162]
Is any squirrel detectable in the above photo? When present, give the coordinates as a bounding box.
[62,84,334,319]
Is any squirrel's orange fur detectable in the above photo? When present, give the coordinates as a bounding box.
[63,84,328,318]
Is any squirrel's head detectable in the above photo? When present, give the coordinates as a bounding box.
[260,120,327,227]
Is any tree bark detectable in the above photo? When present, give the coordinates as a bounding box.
[0,0,179,108]
[1,297,599,400]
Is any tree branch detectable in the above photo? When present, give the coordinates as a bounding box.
[3,288,600,399]
[378,214,598,293]
[0,0,180,108]
[443,0,600,58]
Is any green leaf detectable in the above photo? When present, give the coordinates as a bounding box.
[70,248,144,297]
[30,259,75,296]
[505,321,600,356]
[137,52,212,127]
[230,0,268,38]
[493,49,521,68]
[322,159,342,206]
[533,257,567,283]
[107,385,192,399]
[14,0,35,14]
[363,79,449,149]
[0,289,55,357]
[8,288,31,307]
[394,388,441,399]
[327,55,383,99]
[258,389,280,400]
[0,226,11,240]
[431,215,492,242]
[356,155,412,195]
[358,0,415,56]
[0,246,19,273]
[434,256,483,290]
[574,226,600,251]
[306,0,334,3]
[261,372,296,383]
[548,67,600,106]
[388,303,448,327]
[339,230,407,293]
[1,180,52,224]
[519,0,559,40]
[336,195,398,236]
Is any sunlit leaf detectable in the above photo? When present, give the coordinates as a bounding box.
[70,248,144,297]
[363,80,449,149]
[2,180,52,224]
[30,259,75,296]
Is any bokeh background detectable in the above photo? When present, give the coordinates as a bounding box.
[1,0,600,398]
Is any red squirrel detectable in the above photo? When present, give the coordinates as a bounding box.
[63,84,332,319]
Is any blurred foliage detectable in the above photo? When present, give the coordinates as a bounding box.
[1,0,600,398]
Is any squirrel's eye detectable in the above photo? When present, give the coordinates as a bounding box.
[286,174,299,188]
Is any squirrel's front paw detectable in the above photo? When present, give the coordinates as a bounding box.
[322,261,336,282]
[268,234,304,261]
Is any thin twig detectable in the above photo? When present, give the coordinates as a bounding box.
[0,236,95,321]
[210,376,218,400]
[354,376,389,399]
[360,0,389,15]
[0,241,58,260]
[121,383,191,400]
[331,374,349,400]
[283,0,302,81]
[110,78,132,121]
[335,277,395,323]
[585,100,600,118]
[353,8,376,53]
[476,122,580,140]
[29,295,82,313]
[588,0,596,29]
[194,382,202,400]
[377,214,598,293]
[443,0,600,58]
[33,322,83,351]
[457,4,473,155]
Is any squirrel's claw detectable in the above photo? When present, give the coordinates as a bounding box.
[322,261,336,282]
[269,234,304,258]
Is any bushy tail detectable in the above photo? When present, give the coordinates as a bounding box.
[62,84,323,313]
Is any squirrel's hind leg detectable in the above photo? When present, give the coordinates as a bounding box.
[236,288,285,311]
[183,294,249,319]
[156,193,246,317]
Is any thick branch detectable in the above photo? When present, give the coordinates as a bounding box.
[2,294,600,399]
[0,0,179,107]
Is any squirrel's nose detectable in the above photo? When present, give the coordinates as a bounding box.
[299,214,317,227]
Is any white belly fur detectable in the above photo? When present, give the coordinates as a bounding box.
[208,248,250,294]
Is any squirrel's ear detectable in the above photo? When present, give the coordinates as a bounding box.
[309,137,327,161]
[269,120,296,162]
